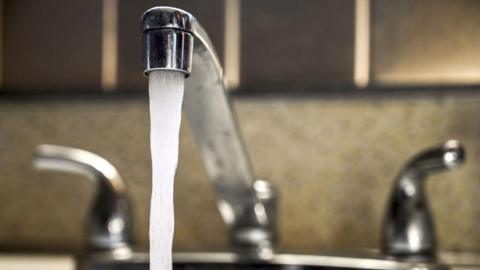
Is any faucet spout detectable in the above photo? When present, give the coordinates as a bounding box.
[141,7,276,256]
[382,140,465,261]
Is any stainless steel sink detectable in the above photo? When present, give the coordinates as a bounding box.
[80,252,450,270]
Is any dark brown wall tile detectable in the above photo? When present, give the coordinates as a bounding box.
[241,0,354,90]
[3,0,102,90]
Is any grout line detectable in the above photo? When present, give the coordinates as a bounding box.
[224,0,241,90]
[354,0,370,88]
[101,0,118,92]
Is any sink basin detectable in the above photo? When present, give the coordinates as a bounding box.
[81,252,449,270]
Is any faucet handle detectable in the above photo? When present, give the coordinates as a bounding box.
[33,144,132,252]
[382,140,465,261]
[404,140,465,175]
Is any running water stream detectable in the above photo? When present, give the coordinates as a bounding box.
[148,70,185,270]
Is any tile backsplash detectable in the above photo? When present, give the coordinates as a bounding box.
[1,92,480,253]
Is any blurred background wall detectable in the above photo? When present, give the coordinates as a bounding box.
[1,0,480,254]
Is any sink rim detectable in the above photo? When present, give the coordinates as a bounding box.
[175,252,444,270]
[85,251,447,270]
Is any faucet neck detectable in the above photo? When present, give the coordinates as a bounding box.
[142,6,277,256]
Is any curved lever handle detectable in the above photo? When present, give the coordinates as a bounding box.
[33,144,132,251]
[382,140,465,261]
[404,140,465,175]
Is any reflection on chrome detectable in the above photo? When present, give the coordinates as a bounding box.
[382,140,465,261]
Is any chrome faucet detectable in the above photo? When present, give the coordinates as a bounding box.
[141,7,276,257]
[33,144,133,253]
[382,140,465,261]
